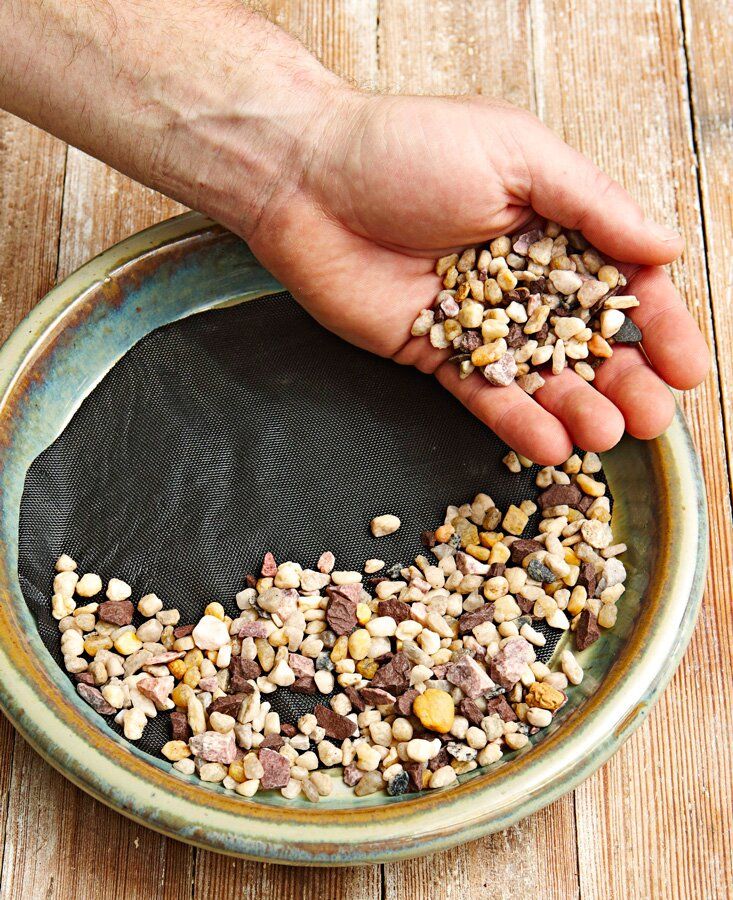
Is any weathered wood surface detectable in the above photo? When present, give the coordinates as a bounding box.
[0,1,730,897]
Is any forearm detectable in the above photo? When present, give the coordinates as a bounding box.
[0,0,345,237]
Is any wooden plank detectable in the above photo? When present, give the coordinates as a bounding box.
[0,736,192,900]
[682,0,733,476]
[383,800,579,900]
[0,111,66,891]
[528,1,733,897]
[376,3,579,896]
[0,114,66,340]
[190,1,378,894]
[194,853,381,899]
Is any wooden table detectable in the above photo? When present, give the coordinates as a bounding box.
[1,2,731,896]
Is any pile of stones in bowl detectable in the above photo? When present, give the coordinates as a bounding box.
[411,220,641,392]
[51,451,626,802]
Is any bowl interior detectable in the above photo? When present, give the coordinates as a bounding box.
[0,213,705,860]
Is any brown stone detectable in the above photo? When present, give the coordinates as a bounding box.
[459,698,484,726]
[229,656,260,692]
[359,687,396,707]
[314,704,357,740]
[173,624,194,639]
[428,747,450,771]
[376,599,410,623]
[208,690,252,717]
[344,686,366,711]
[238,621,270,638]
[403,760,426,792]
[575,608,601,650]
[485,695,518,722]
[578,562,597,597]
[189,730,237,764]
[395,688,418,716]
[370,652,410,694]
[288,653,315,678]
[261,552,277,577]
[342,764,363,787]
[170,710,191,742]
[77,682,115,715]
[292,676,317,694]
[326,594,358,636]
[538,483,582,511]
[510,539,544,564]
[98,600,134,626]
[458,604,495,635]
[489,638,535,690]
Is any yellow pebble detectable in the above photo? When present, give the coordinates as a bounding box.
[183,648,203,670]
[168,659,187,680]
[330,635,348,663]
[161,740,190,761]
[348,629,371,661]
[413,688,455,734]
[576,473,606,497]
[83,634,112,657]
[183,666,201,688]
[525,682,565,711]
[356,658,378,679]
[172,683,194,708]
[479,531,504,548]
[113,631,142,656]
[564,548,580,566]
[205,602,225,620]
[228,759,246,783]
[356,603,372,625]
[434,524,454,543]
[465,544,491,561]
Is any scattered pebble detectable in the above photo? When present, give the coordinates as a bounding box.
[52,449,624,802]
[416,222,640,392]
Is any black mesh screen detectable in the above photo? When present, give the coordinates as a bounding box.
[17,292,608,758]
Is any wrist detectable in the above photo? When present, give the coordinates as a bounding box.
[146,11,353,240]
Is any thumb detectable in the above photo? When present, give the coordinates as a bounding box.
[517,116,683,265]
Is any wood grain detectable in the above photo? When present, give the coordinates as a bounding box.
[0,0,731,897]
[528,1,733,898]
[683,0,733,477]
[0,112,66,895]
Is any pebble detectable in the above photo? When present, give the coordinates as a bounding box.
[371,515,401,537]
[413,689,456,733]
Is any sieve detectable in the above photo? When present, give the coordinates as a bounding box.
[0,212,707,863]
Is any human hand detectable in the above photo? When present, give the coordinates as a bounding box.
[244,91,710,464]
[0,2,708,466]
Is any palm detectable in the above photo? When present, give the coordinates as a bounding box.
[248,94,708,464]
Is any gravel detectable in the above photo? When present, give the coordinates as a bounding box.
[413,221,641,393]
[51,450,625,801]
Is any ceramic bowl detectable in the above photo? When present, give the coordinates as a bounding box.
[0,212,707,864]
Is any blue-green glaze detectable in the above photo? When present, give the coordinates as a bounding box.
[0,213,708,864]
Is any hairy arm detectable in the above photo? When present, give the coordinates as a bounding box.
[0,0,343,236]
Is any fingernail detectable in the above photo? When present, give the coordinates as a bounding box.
[644,218,681,242]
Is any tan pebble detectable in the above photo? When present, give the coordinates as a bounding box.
[370,514,401,537]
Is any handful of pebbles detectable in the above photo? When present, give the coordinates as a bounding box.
[51,452,626,802]
[412,221,642,393]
